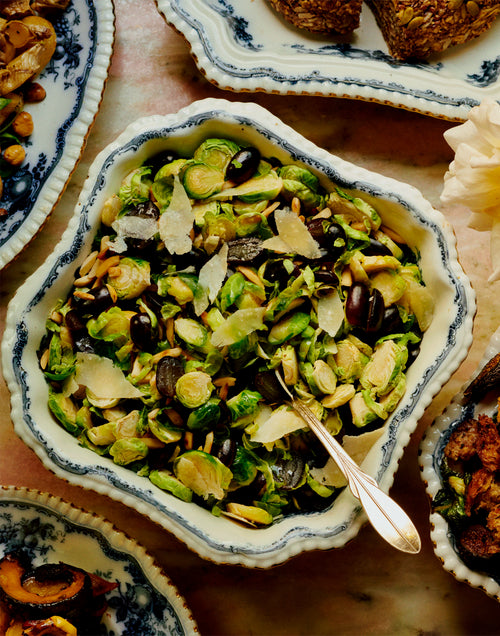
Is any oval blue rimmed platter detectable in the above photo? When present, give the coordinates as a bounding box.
[0,0,115,270]
[156,0,500,121]
[0,486,198,635]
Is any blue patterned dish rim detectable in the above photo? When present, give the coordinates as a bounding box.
[0,486,198,635]
[420,327,500,602]
[155,0,500,121]
[2,98,476,568]
[0,0,115,269]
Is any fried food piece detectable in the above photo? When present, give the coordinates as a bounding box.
[444,417,479,462]
[476,413,500,472]
[465,467,494,515]
[460,523,500,558]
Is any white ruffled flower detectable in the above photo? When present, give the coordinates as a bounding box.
[441,98,500,282]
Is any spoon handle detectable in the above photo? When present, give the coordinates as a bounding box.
[287,396,421,554]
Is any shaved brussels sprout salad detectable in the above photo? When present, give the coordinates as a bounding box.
[39,137,434,526]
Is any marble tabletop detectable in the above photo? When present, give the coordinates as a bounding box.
[1,1,500,634]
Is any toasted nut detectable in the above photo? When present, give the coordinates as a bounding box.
[11,110,33,136]
[3,144,25,166]
[398,6,414,25]
[406,15,425,29]
[23,81,46,102]
[466,0,480,16]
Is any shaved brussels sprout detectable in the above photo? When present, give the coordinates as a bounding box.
[40,134,433,526]
[109,438,149,466]
[227,389,262,423]
[107,257,151,300]
[279,164,325,210]
[268,312,310,345]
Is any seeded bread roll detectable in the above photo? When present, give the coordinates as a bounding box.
[366,0,500,60]
[267,0,363,35]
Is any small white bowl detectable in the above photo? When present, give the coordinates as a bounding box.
[420,327,500,601]
[0,486,198,634]
[2,98,475,568]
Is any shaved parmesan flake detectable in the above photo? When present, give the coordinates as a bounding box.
[74,353,143,400]
[112,216,158,241]
[194,243,229,316]
[318,290,344,337]
[158,176,194,255]
[310,427,385,488]
[211,307,266,347]
[250,405,306,444]
[261,208,321,259]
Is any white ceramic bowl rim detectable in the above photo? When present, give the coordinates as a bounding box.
[3,98,475,567]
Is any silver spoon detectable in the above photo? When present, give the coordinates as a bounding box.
[274,370,421,554]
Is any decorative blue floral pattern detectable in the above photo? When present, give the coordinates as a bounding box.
[0,491,196,635]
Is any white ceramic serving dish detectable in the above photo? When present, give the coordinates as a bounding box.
[0,0,115,269]
[156,0,500,121]
[2,98,475,568]
[420,327,500,601]
[0,486,198,634]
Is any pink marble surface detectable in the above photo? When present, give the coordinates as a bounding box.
[1,1,499,634]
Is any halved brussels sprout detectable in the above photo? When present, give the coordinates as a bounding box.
[149,469,193,502]
[174,317,208,348]
[174,450,232,500]
[175,371,214,408]
[182,162,225,199]
[107,257,151,300]
[48,389,79,435]
[193,138,240,171]
[226,389,262,423]
[186,398,221,430]
[109,438,149,466]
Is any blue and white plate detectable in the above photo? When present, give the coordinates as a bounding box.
[0,0,115,269]
[156,0,500,121]
[0,486,198,634]
[420,327,500,602]
[2,98,475,568]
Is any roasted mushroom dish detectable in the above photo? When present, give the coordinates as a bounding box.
[0,0,70,211]
[39,136,434,527]
[0,551,118,635]
[433,354,500,577]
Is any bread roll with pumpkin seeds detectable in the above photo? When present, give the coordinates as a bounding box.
[266,0,363,34]
[366,0,500,60]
